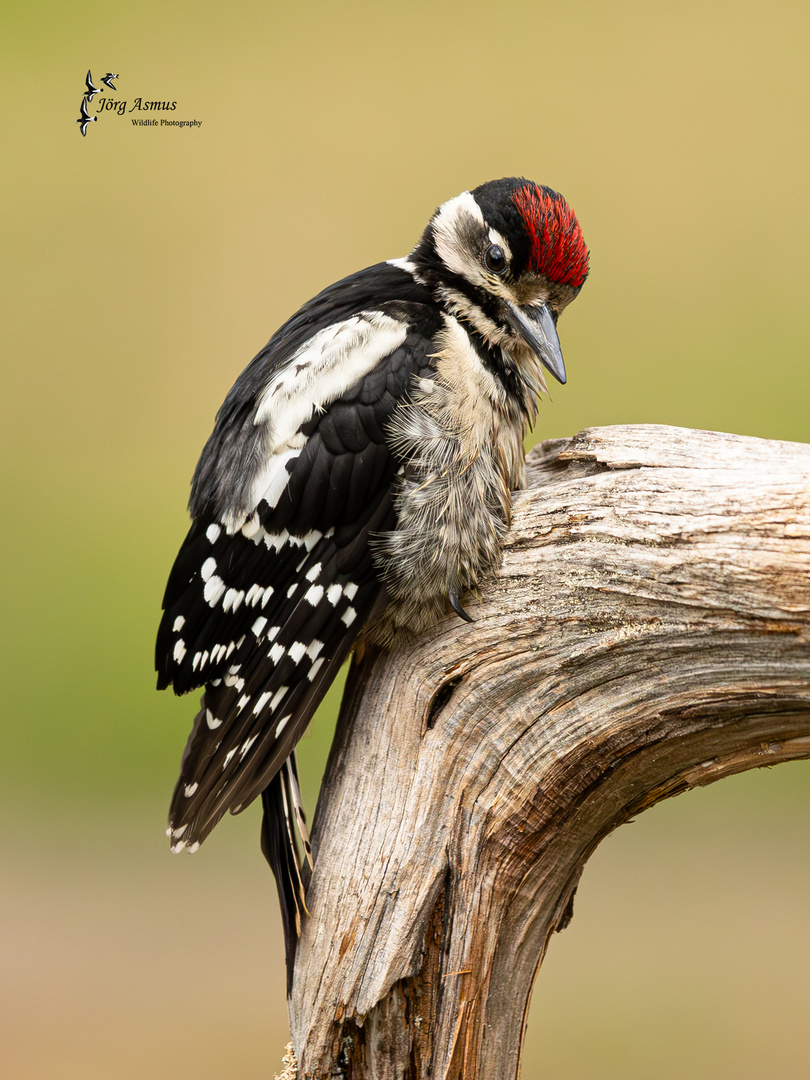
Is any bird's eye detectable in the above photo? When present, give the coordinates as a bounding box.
[484,244,507,274]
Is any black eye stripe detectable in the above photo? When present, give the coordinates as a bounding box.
[484,244,507,274]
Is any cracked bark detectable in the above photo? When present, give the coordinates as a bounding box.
[287,424,810,1080]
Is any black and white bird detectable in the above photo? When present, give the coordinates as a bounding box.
[100,72,119,90]
[157,178,589,977]
[76,96,96,137]
[84,70,101,101]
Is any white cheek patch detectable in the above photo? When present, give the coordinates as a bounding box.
[432,191,487,285]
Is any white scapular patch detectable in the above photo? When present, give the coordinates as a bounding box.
[275,715,291,738]
[206,523,222,544]
[287,641,307,664]
[173,639,186,664]
[184,782,198,797]
[172,615,185,632]
[255,313,408,450]
[304,584,324,606]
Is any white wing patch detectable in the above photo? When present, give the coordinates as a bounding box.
[255,312,407,451]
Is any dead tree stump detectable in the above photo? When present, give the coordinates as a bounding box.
[287,424,810,1080]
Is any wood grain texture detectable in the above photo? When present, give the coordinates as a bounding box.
[288,425,810,1080]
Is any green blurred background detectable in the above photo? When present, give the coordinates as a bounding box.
[2,1,809,1076]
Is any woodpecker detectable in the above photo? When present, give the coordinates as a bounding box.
[157,178,588,979]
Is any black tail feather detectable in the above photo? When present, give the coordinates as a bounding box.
[260,756,310,992]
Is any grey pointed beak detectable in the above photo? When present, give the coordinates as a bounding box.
[506,302,567,385]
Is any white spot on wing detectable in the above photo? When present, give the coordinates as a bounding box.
[201,557,217,582]
[222,588,244,613]
[253,690,271,715]
[287,641,306,663]
[204,575,226,606]
[305,562,322,582]
[241,514,260,540]
[184,783,198,797]
[269,686,288,711]
[306,640,324,661]
[206,523,222,544]
[239,734,258,760]
[341,606,357,627]
[252,616,268,637]
[326,583,342,605]
[275,715,291,738]
[304,584,324,606]
[172,615,185,632]
[308,657,325,681]
[173,639,186,664]
[206,709,222,730]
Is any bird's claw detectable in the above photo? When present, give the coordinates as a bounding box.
[449,591,474,623]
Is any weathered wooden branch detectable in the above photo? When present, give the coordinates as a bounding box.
[288,424,810,1080]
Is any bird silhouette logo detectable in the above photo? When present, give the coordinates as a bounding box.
[84,70,101,101]
[76,96,96,137]
[75,69,121,136]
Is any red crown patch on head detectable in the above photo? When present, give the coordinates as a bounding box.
[512,184,589,289]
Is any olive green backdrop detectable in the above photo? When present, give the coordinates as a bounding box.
[2,1,808,1077]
